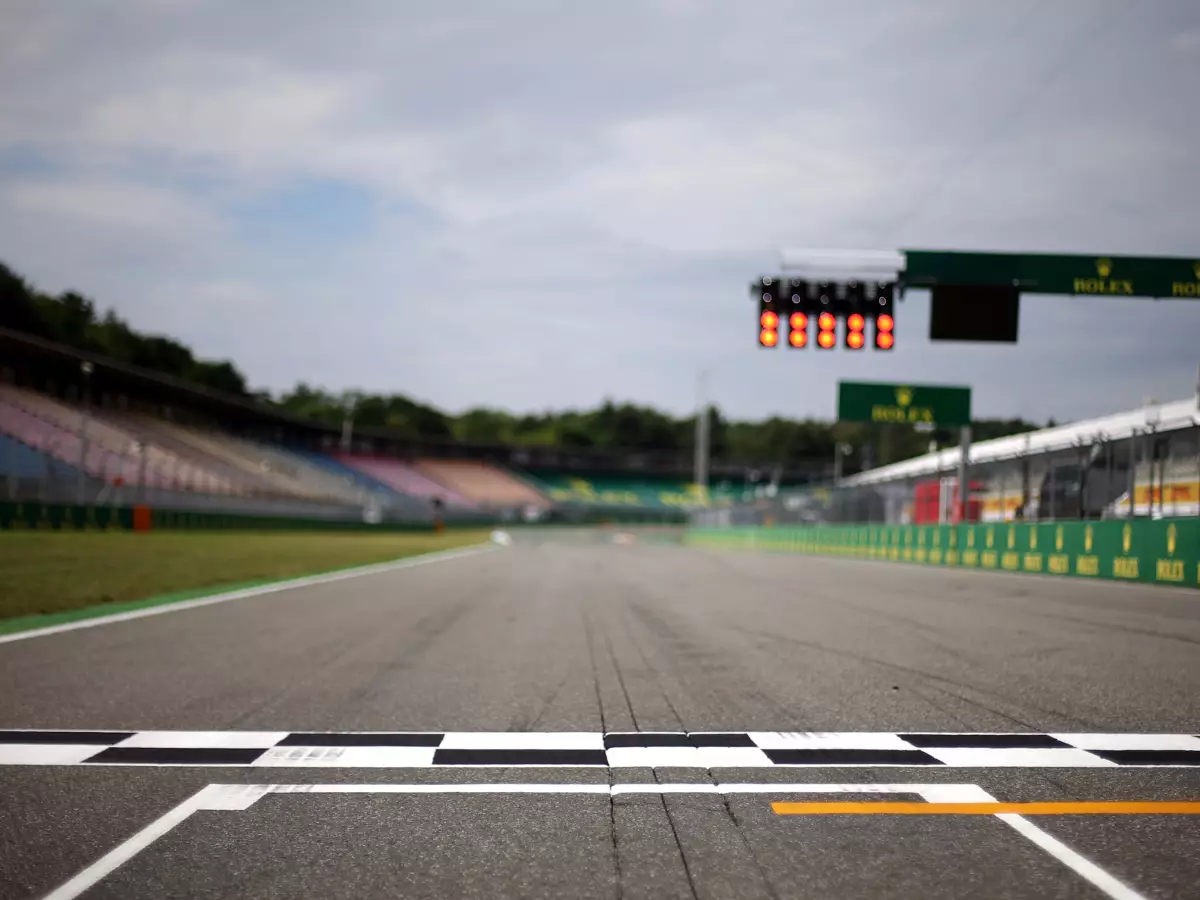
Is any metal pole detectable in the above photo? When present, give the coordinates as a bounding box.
[693,370,710,492]
[957,425,970,522]
[1127,429,1139,519]
[1047,450,1057,521]
[1104,437,1114,519]
[137,442,148,504]
[76,362,93,505]
[5,435,14,500]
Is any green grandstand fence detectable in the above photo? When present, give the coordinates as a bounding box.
[685,519,1200,589]
[0,501,441,533]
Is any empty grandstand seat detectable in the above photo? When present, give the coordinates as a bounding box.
[416,459,548,507]
[232,439,380,505]
[336,454,474,506]
[0,385,243,494]
[0,393,130,483]
[526,472,704,508]
[0,432,80,480]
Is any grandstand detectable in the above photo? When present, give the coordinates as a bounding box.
[416,459,549,509]
[528,473,709,509]
[2,328,800,524]
[334,454,475,508]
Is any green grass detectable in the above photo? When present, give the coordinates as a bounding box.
[0,529,492,623]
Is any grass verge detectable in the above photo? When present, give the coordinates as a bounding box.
[0,529,492,627]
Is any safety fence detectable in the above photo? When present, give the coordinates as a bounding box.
[694,423,1200,528]
[685,518,1199,589]
[0,501,683,534]
[0,500,461,533]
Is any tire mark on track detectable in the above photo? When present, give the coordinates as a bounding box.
[737,626,1102,730]
[622,598,805,728]
[226,592,478,727]
[598,607,704,900]
[583,605,626,900]
[616,599,782,900]
[510,666,575,733]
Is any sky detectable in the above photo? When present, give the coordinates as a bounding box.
[1,0,1198,425]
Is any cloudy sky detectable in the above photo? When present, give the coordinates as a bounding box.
[2,0,1198,424]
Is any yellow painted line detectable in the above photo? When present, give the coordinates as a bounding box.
[771,801,1200,816]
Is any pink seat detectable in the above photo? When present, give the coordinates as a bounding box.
[336,454,474,506]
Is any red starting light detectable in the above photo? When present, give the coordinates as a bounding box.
[760,310,779,329]
[847,331,865,349]
[760,328,779,347]
[847,313,865,331]
[817,312,836,331]
[789,312,808,330]
[789,329,807,347]
[876,331,895,350]
[817,330,836,349]
[877,313,894,332]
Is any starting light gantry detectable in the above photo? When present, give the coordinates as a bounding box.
[753,248,1200,351]
[756,276,895,351]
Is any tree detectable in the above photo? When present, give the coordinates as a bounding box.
[0,258,1046,467]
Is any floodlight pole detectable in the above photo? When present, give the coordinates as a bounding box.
[957,425,971,523]
[77,361,93,504]
[694,370,710,490]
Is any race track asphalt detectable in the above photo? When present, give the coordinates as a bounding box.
[1,531,1198,899]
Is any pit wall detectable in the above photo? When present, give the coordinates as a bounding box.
[685,519,1199,589]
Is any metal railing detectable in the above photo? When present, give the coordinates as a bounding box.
[691,425,1200,528]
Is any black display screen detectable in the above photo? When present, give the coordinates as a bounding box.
[929,284,1020,342]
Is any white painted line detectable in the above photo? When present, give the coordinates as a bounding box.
[0,543,496,645]
[253,747,438,767]
[996,813,1149,900]
[302,783,614,795]
[606,747,703,768]
[40,782,1149,900]
[438,732,606,750]
[117,731,289,749]
[39,785,214,900]
[1055,734,1200,751]
[262,781,979,798]
[923,748,1119,768]
[749,732,916,750]
[0,745,103,765]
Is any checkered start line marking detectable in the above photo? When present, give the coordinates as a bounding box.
[2,730,1199,767]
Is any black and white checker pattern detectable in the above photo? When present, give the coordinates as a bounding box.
[1,731,1199,767]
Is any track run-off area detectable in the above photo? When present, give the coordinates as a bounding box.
[1,530,1198,899]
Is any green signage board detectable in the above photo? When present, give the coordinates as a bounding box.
[686,518,1200,591]
[903,250,1200,299]
[838,380,971,427]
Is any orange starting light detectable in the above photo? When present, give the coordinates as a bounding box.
[789,312,808,330]
[817,312,836,331]
[760,310,779,329]
[847,331,865,349]
[817,330,836,349]
[876,331,895,350]
[877,313,894,332]
[789,329,807,347]
[760,328,779,347]
[847,313,865,331]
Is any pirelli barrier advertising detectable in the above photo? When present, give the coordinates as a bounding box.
[686,519,1200,589]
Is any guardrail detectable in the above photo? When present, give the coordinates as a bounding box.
[686,519,1199,589]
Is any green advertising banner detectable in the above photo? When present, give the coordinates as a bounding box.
[837,380,972,427]
[686,519,1200,589]
[903,250,1200,299]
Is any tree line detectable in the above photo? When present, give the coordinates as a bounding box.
[0,261,1042,466]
